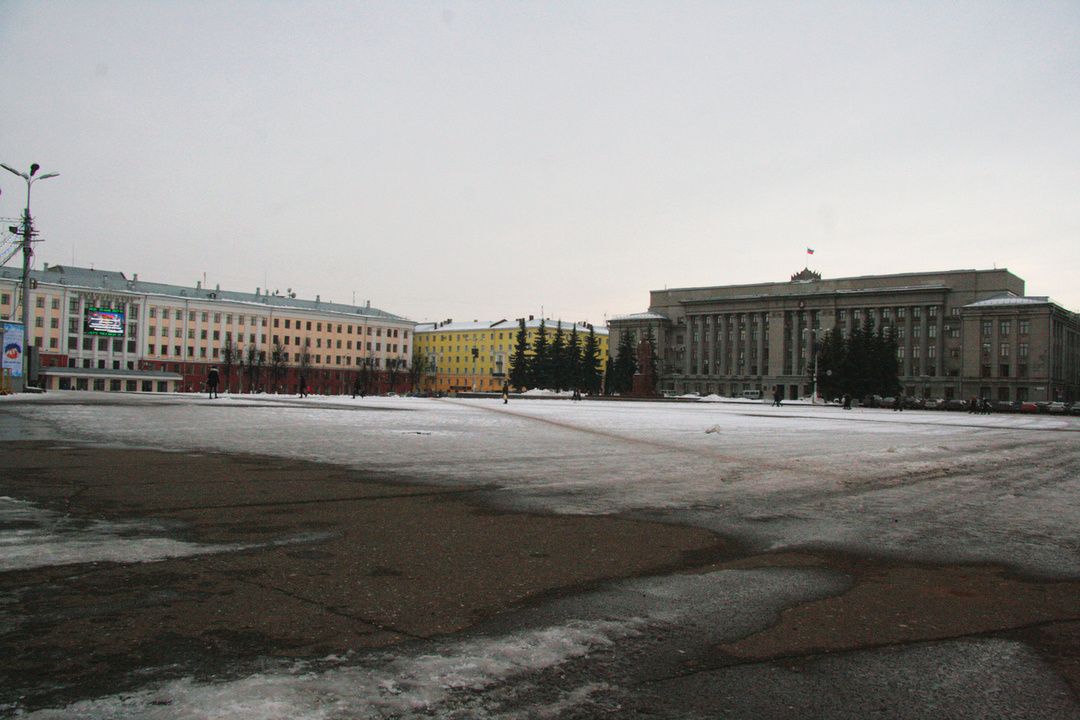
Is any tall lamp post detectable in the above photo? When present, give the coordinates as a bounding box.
[1,162,59,389]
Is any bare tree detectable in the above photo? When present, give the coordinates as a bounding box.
[221,336,237,394]
[270,341,289,393]
[408,347,431,393]
[385,357,404,394]
[244,343,263,393]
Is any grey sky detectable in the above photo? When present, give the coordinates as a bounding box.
[1,2,1077,324]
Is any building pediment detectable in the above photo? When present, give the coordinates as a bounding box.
[790,268,821,282]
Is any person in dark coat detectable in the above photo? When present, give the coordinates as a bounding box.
[298,375,308,398]
[206,367,220,399]
[502,383,509,404]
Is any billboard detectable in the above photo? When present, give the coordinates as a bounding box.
[84,307,125,336]
[3,322,23,377]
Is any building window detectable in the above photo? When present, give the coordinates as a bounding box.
[982,321,993,337]
[36,296,45,308]
[1019,319,1029,335]
[1000,344,1010,358]
[1019,342,1028,357]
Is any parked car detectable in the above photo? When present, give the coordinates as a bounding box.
[923,398,945,410]
[1069,402,1080,416]
[1047,401,1068,414]
[1018,401,1040,413]
[942,399,969,411]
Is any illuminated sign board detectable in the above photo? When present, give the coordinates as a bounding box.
[84,308,126,336]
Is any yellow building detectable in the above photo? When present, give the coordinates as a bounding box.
[414,317,609,393]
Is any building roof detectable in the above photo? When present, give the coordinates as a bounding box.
[415,318,606,334]
[608,311,670,322]
[964,292,1052,308]
[2,264,411,323]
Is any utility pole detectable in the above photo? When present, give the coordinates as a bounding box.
[1,162,59,389]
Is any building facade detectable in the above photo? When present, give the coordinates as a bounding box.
[0,264,415,394]
[413,317,609,393]
[609,268,1080,403]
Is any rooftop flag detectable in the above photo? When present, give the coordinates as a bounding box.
[807,247,815,255]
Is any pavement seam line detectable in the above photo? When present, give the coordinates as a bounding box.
[233,575,426,641]
[639,614,1080,686]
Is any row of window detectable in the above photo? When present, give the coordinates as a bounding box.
[982,319,1031,337]
[982,342,1030,358]
[143,344,397,366]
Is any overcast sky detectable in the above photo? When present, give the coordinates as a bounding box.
[1,2,1077,324]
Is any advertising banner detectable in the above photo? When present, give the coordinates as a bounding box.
[3,322,24,377]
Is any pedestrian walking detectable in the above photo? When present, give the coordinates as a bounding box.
[298,375,308,398]
[502,383,509,404]
[773,388,782,407]
[206,366,219,399]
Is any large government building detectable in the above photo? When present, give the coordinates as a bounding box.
[609,268,1080,404]
[1,264,415,394]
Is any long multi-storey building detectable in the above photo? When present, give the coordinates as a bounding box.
[609,268,1080,403]
[0,264,415,394]
[413,317,609,393]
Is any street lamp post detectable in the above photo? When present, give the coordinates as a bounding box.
[1,162,59,389]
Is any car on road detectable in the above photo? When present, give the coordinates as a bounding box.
[1046,401,1068,414]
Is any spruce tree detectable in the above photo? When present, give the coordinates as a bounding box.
[581,327,603,394]
[565,325,582,391]
[508,319,530,391]
[530,319,550,389]
[611,330,637,394]
[550,321,566,390]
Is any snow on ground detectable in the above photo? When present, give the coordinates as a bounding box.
[4,392,1077,574]
[2,392,1080,718]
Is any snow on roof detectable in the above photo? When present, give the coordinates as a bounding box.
[415,318,607,334]
[609,311,669,322]
[964,293,1052,308]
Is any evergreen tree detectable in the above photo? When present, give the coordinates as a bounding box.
[581,327,603,394]
[814,319,901,400]
[814,326,846,400]
[611,330,638,394]
[550,321,566,390]
[530,319,551,389]
[508,319,530,391]
[565,325,582,391]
